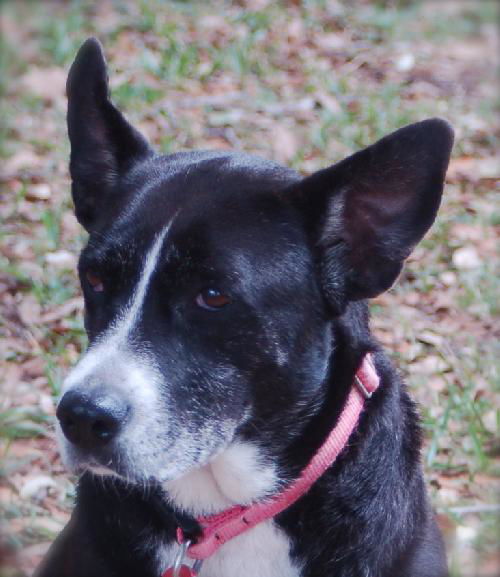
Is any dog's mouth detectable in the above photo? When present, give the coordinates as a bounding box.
[57,429,139,482]
[79,458,149,480]
[67,450,125,478]
[63,439,219,486]
[65,446,154,481]
[82,462,120,478]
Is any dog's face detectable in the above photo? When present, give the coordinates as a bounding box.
[59,151,331,482]
[56,39,453,485]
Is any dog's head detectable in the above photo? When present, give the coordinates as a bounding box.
[56,39,453,485]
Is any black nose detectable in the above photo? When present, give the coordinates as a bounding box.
[57,390,129,449]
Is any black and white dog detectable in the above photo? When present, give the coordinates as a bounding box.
[36,38,453,577]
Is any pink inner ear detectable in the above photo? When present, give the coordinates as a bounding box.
[301,119,453,302]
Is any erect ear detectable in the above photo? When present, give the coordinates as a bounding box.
[292,119,454,313]
[67,38,152,230]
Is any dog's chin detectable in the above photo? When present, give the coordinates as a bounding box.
[82,463,122,478]
[59,441,137,481]
[70,460,151,485]
[58,434,159,483]
[64,457,123,479]
[66,453,203,486]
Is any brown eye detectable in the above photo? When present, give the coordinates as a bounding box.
[195,288,231,311]
[85,270,104,293]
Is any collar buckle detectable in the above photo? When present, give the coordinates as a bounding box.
[163,540,203,577]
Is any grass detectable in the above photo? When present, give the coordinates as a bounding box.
[0,0,498,575]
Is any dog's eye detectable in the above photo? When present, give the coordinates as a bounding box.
[85,270,104,293]
[195,288,231,311]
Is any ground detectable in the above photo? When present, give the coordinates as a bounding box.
[0,1,498,576]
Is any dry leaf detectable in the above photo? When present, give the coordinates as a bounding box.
[315,32,345,51]
[418,330,445,347]
[450,223,485,242]
[45,250,77,270]
[18,295,41,325]
[2,368,23,398]
[40,297,83,324]
[448,156,500,181]
[396,53,415,71]
[16,541,52,568]
[440,271,457,286]
[452,246,481,269]
[17,262,43,285]
[272,125,298,163]
[316,91,342,114]
[26,183,51,201]
[39,394,55,415]
[21,357,45,379]
[19,475,59,501]
[21,66,66,104]
[1,149,43,177]
[411,355,449,374]
[61,212,81,238]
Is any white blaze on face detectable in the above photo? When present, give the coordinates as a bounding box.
[63,222,171,392]
[106,223,172,344]
[58,222,173,471]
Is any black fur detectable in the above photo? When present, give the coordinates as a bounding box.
[36,38,453,577]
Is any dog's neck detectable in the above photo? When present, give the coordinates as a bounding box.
[164,304,374,519]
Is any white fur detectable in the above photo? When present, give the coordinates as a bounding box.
[200,522,301,577]
[58,223,172,473]
[162,441,302,577]
[62,222,171,393]
[165,441,278,513]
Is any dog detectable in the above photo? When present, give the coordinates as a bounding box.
[35,38,453,577]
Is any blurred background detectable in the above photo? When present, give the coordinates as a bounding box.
[0,1,498,575]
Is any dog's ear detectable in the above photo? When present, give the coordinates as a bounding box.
[292,119,454,313]
[67,38,152,230]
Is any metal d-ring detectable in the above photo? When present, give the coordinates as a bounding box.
[354,374,373,400]
[172,539,191,577]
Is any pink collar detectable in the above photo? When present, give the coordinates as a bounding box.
[165,354,380,575]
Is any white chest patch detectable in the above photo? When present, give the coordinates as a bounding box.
[160,442,302,577]
[199,521,300,577]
